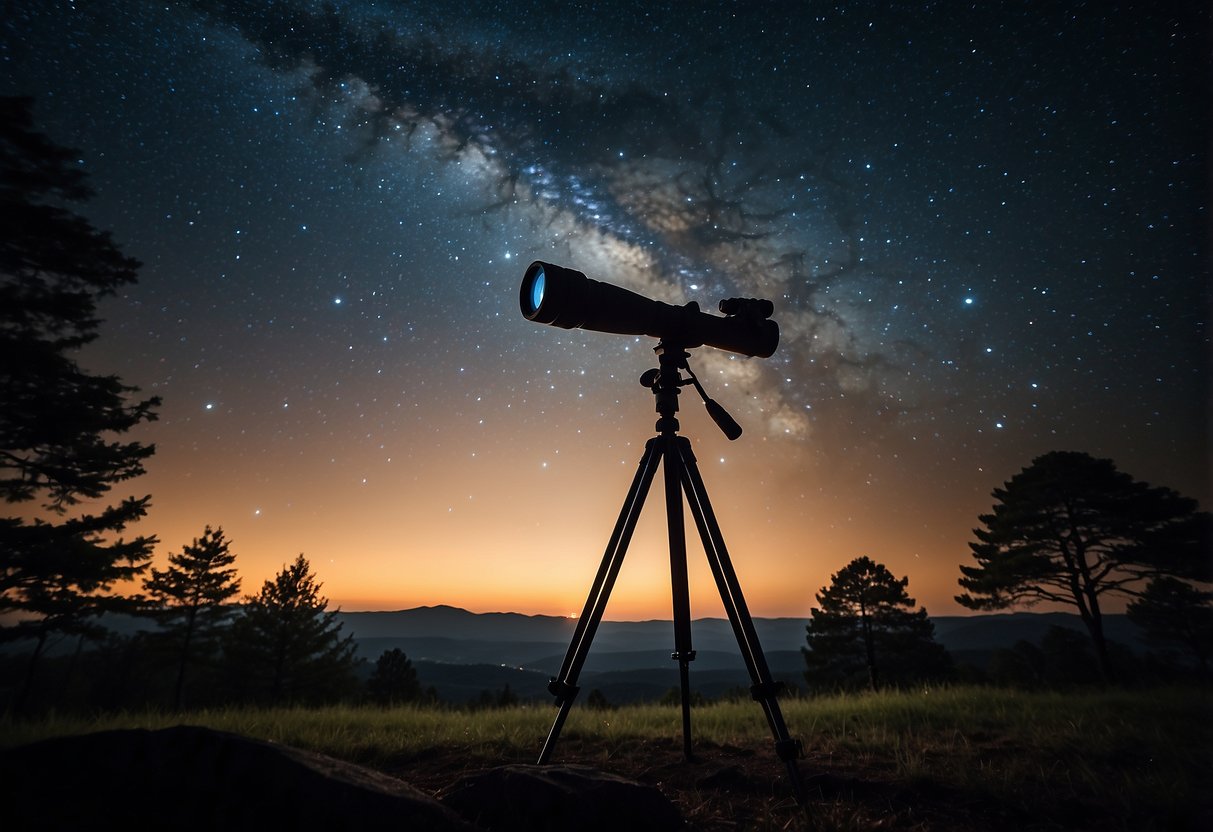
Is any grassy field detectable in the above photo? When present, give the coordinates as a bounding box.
[3,685,1210,830]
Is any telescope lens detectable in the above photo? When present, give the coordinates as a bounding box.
[530,268,546,314]
[521,262,548,318]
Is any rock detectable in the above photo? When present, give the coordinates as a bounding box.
[0,725,476,831]
[440,764,683,831]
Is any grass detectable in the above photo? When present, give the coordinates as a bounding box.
[3,685,1210,830]
[781,687,1211,825]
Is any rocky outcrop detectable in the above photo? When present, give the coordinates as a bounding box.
[0,727,685,831]
[0,725,475,831]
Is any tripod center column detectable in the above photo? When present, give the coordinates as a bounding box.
[653,342,697,759]
[652,343,687,434]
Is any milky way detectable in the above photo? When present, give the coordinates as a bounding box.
[182,0,941,440]
[2,0,1207,617]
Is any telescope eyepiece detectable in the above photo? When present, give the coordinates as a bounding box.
[718,297,774,320]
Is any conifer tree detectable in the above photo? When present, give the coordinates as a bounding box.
[0,97,159,712]
[144,526,241,710]
[366,647,421,705]
[957,451,1210,681]
[804,556,950,691]
[224,554,357,704]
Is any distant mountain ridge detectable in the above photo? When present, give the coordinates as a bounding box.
[335,606,1148,703]
[335,606,1146,663]
[335,604,580,642]
[0,605,1149,705]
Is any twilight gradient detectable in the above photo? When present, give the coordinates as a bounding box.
[2,0,1207,619]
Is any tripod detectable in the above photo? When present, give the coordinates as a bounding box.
[537,342,804,800]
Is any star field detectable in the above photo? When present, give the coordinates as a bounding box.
[2,0,1207,618]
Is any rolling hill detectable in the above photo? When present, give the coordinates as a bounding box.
[337,605,1147,703]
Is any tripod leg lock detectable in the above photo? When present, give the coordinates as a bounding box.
[775,738,804,761]
[749,680,786,701]
[547,678,580,705]
[670,650,697,662]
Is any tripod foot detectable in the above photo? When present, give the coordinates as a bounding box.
[775,740,807,806]
[775,738,803,762]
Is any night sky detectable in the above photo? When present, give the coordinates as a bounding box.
[3,1,1208,619]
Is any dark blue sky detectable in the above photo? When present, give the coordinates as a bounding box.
[2,0,1207,615]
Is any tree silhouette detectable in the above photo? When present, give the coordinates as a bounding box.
[986,626,1103,688]
[366,647,421,705]
[224,554,357,704]
[586,688,612,710]
[957,451,1210,681]
[986,639,1047,688]
[803,556,950,692]
[0,97,160,713]
[1127,577,1213,678]
[496,683,519,708]
[143,526,241,710]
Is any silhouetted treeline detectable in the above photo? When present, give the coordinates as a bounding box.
[1,545,370,715]
[1,612,394,715]
[946,624,1211,689]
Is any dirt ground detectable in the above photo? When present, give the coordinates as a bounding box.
[377,737,1075,832]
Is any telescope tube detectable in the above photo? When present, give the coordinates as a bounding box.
[520,261,778,358]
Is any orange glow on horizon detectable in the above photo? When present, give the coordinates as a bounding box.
[127,402,1057,621]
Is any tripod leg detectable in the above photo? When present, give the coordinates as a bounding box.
[676,437,806,803]
[661,433,696,760]
[538,437,663,765]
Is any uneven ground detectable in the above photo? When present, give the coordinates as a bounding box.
[4,688,1210,831]
[381,734,1209,832]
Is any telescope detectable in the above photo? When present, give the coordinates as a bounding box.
[519,261,779,358]
[519,261,806,800]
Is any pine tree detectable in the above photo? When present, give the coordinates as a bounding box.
[803,556,950,692]
[0,97,160,713]
[224,554,357,704]
[957,451,1210,681]
[143,526,241,710]
[366,647,421,705]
